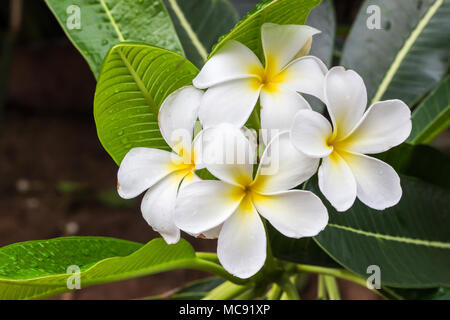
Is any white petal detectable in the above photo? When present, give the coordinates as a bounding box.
[174,180,244,235]
[117,148,180,199]
[252,131,319,194]
[196,124,255,187]
[217,198,266,278]
[290,110,334,158]
[340,100,412,154]
[261,23,320,73]
[159,86,203,153]
[318,152,357,212]
[193,40,262,89]
[141,171,187,244]
[281,56,328,101]
[199,79,261,128]
[253,190,328,238]
[260,87,311,141]
[341,152,402,210]
[324,67,367,140]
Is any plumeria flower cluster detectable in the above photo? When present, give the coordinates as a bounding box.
[117,23,412,278]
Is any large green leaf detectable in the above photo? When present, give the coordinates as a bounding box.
[341,0,450,106]
[209,0,321,59]
[163,0,239,68]
[408,75,450,144]
[0,237,203,300]
[306,0,336,67]
[94,43,198,164]
[45,0,184,78]
[311,175,450,288]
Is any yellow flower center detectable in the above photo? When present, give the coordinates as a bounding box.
[248,56,288,93]
[169,145,196,173]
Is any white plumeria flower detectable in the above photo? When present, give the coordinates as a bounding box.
[290,67,412,212]
[174,124,328,278]
[117,86,216,244]
[193,23,328,137]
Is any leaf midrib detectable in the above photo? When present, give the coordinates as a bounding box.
[328,223,450,249]
[371,0,444,103]
[99,0,125,41]
[116,47,159,116]
[166,0,208,61]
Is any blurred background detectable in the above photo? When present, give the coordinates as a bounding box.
[1,0,441,300]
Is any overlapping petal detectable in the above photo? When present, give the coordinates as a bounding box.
[252,190,328,238]
[196,124,255,187]
[260,87,311,136]
[252,132,319,194]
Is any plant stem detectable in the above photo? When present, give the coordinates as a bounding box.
[203,281,249,300]
[249,106,261,130]
[190,258,247,285]
[323,276,341,300]
[279,276,300,300]
[196,252,220,264]
[235,287,260,300]
[317,275,327,300]
[296,264,396,299]
[297,264,366,287]
[266,283,283,300]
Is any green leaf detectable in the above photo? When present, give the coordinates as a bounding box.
[93,43,198,164]
[377,143,450,190]
[306,0,336,67]
[0,237,205,300]
[163,0,239,68]
[408,75,450,144]
[45,0,184,78]
[209,0,321,59]
[268,225,340,268]
[311,175,450,288]
[341,0,450,106]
